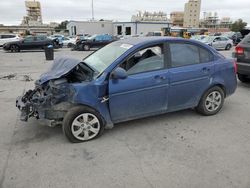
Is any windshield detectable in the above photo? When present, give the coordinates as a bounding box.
[87,35,97,40]
[201,36,214,43]
[84,42,133,73]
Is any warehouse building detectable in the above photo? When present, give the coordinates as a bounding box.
[67,20,172,36]
[67,21,114,36]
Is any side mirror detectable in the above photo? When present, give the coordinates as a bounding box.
[111,67,127,80]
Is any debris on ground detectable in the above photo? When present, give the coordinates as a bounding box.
[0,74,33,82]
[19,75,33,82]
[0,73,17,80]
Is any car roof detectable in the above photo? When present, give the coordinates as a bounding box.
[117,36,210,47]
[118,36,182,45]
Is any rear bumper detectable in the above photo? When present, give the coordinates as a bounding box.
[237,62,250,75]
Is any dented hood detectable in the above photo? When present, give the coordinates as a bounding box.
[38,57,81,85]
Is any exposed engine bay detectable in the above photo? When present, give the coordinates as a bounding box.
[16,57,95,123]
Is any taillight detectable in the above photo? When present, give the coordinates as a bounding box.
[235,46,244,54]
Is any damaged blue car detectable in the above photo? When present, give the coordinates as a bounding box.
[16,37,237,142]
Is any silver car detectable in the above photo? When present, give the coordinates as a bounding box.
[201,36,233,50]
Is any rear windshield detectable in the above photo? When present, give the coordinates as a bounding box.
[241,35,250,44]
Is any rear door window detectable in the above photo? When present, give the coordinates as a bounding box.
[169,43,214,67]
[200,47,214,63]
[169,43,200,67]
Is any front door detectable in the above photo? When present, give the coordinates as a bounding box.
[108,44,169,123]
[168,42,215,111]
[22,36,35,50]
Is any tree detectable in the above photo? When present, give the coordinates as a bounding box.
[231,19,247,32]
[55,20,69,32]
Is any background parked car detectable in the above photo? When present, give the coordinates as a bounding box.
[234,34,250,83]
[48,34,64,48]
[73,34,117,51]
[201,36,233,50]
[191,35,208,41]
[62,37,76,48]
[3,35,54,52]
[223,32,243,45]
[0,34,20,47]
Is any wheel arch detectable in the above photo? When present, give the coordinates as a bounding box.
[67,102,113,129]
[196,82,226,106]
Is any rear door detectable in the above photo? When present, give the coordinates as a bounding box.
[108,44,169,122]
[168,42,215,111]
[220,37,229,49]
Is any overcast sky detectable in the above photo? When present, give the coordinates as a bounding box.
[0,0,249,25]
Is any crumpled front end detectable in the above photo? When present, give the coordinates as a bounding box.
[16,57,95,125]
[16,78,74,123]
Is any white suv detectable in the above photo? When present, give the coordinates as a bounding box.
[0,34,20,47]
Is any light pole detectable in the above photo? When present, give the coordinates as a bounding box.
[91,0,94,21]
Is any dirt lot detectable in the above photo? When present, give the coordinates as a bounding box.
[0,48,250,188]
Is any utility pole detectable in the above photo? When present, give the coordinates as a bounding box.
[91,0,94,21]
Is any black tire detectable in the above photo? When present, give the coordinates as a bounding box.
[225,44,232,50]
[67,43,73,48]
[83,44,90,51]
[238,74,250,83]
[63,106,105,143]
[10,44,20,52]
[196,86,225,116]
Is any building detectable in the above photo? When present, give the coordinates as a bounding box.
[21,0,43,26]
[199,12,232,32]
[0,25,54,35]
[183,0,201,28]
[131,11,169,22]
[67,20,172,36]
[67,20,114,36]
[170,11,184,27]
[113,21,172,36]
[0,0,55,35]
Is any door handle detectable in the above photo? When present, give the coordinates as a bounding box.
[154,75,167,81]
[160,76,167,80]
[201,67,210,73]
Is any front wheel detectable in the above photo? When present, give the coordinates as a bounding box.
[10,44,20,52]
[196,86,225,116]
[83,44,90,51]
[63,106,104,143]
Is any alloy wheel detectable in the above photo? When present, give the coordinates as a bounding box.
[71,113,100,141]
[205,91,222,112]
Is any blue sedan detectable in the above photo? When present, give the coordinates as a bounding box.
[16,37,237,142]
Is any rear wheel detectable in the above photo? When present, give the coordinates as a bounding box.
[225,44,232,50]
[10,44,20,52]
[63,106,104,143]
[196,86,224,116]
[238,74,250,83]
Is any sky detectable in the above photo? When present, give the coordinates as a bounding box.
[0,0,249,25]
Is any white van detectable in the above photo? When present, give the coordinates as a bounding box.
[0,34,20,47]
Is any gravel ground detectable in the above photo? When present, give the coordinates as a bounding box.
[0,47,250,188]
